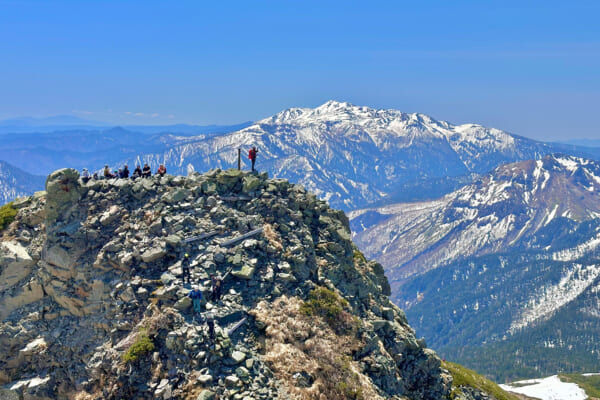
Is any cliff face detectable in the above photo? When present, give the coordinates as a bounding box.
[0,168,451,399]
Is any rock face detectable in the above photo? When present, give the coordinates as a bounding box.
[0,168,482,399]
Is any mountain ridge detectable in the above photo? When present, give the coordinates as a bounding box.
[350,154,600,380]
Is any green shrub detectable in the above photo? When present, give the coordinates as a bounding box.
[0,202,17,231]
[443,361,519,400]
[300,287,357,334]
[122,333,155,363]
[353,249,367,264]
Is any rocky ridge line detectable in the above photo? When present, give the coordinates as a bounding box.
[0,168,494,399]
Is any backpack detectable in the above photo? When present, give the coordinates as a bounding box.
[248,149,254,160]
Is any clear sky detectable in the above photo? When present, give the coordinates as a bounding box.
[1,0,599,141]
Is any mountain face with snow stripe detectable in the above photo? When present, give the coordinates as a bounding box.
[350,154,600,380]
[351,154,600,286]
[0,160,45,205]
[116,101,600,211]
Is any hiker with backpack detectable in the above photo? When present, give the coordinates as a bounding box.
[142,163,151,178]
[181,253,192,284]
[249,146,258,172]
[188,286,202,320]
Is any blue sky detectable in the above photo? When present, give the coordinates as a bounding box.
[0,0,599,140]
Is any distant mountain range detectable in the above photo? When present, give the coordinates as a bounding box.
[0,115,252,135]
[350,154,600,380]
[2,101,600,209]
[0,160,45,205]
[109,101,600,211]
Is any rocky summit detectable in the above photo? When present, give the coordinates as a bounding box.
[0,168,466,400]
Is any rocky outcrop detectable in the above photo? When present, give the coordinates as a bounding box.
[0,168,456,399]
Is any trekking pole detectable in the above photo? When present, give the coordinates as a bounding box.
[237,148,241,170]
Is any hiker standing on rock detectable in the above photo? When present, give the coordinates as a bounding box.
[249,146,258,172]
[210,274,223,302]
[205,312,216,340]
[181,253,192,284]
[188,286,202,320]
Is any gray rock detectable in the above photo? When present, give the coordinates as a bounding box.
[196,390,216,400]
[142,247,167,263]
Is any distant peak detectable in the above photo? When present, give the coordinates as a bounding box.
[317,100,355,109]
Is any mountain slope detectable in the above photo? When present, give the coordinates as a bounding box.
[119,101,600,211]
[0,168,460,399]
[0,160,45,205]
[350,154,600,380]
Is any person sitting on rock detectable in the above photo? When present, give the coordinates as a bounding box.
[81,168,91,183]
[181,253,192,284]
[142,163,151,178]
[117,168,124,178]
[104,165,115,178]
[156,164,167,177]
[188,286,202,319]
[122,164,130,179]
[132,165,142,179]
[210,274,223,302]
[92,172,99,180]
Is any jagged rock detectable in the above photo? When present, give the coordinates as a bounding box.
[174,296,192,311]
[242,175,261,193]
[231,265,254,280]
[45,168,82,225]
[0,241,35,290]
[230,350,246,364]
[162,188,190,204]
[142,247,167,263]
[196,390,216,400]
[0,168,469,400]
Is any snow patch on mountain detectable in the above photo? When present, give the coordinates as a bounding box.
[500,375,587,400]
[510,264,600,333]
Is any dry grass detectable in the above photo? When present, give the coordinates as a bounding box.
[264,223,284,251]
[251,296,383,400]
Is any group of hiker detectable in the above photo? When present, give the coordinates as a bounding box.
[80,146,259,183]
[182,252,224,339]
[80,163,167,183]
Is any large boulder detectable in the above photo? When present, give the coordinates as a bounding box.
[44,168,83,225]
[0,242,35,291]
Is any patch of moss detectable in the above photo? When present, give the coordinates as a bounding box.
[122,333,155,364]
[443,361,520,400]
[0,202,17,231]
[559,374,600,398]
[300,286,356,334]
[353,249,367,264]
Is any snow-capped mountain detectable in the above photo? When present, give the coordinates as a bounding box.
[0,160,45,205]
[117,101,600,211]
[351,154,600,286]
[350,154,600,380]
